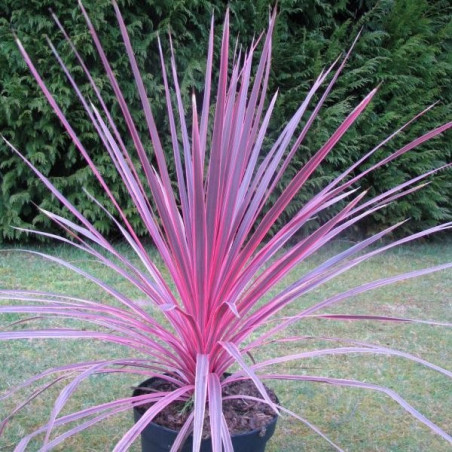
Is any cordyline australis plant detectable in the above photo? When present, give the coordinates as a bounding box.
[1,1,451,451]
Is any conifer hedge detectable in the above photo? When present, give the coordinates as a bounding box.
[0,0,450,241]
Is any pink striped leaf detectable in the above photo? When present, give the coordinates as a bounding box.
[221,342,278,414]
[170,412,194,452]
[112,385,193,452]
[208,373,223,452]
[307,314,452,327]
[223,395,343,452]
[16,392,169,452]
[259,374,452,444]
[0,376,69,436]
[221,414,234,452]
[193,354,209,451]
[251,347,451,378]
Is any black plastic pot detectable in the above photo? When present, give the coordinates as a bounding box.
[133,377,278,452]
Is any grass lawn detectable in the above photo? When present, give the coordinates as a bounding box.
[0,239,451,451]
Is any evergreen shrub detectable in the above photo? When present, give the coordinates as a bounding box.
[0,0,450,241]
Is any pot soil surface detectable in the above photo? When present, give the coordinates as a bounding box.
[134,377,278,438]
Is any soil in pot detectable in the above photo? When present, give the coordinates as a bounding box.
[133,376,279,452]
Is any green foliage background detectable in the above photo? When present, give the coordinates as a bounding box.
[0,0,450,242]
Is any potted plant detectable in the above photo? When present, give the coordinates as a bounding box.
[1,1,451,451]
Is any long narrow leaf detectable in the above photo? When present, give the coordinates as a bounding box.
[193,354,209,452]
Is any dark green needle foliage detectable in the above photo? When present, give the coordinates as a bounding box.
[0,0,450,241]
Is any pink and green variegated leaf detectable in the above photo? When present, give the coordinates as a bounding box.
[112,386,193,452]
[294,262,452,320]
[307,314,452,327]
[275,404,344,452]
[236,87,379,264]
[208,373,223,452]
[250,347,452,378]
[43,360,143,445]
[14,392,169,452]
[0,358,156,405]
[223,395,343,452]
[0,289,175,341]
[2,249,152,321]
[193,354,209,451]
[170,412,194,452]
[259,374,452,444]
[0,376,69,436]
[242,225,452,347]
[0,330,164,361]
[221,342,278,414]
[221,414,234,451]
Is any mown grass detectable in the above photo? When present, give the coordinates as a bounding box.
[0,239,451,451]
